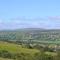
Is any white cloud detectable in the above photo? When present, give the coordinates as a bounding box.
[0,17,60,29]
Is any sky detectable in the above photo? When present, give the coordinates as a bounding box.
[0,0,60,29]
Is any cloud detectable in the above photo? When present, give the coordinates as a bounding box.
[48,16,60,20]
[0,17,60,29]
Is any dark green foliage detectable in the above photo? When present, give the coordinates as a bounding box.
[0,50,12,58]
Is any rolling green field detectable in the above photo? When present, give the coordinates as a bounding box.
[0,41,58,60]
[0,41,41,60]
[0,57,13,60]
[0,41,39,54]
[0,29,60,45]
[0,41,59,60]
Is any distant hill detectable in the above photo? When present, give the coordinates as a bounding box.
[0,28,60,43]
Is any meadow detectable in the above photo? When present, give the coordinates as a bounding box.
[0,41,59,60]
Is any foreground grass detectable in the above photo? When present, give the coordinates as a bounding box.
[45,52,57,56]
[0,57,13,60]
[0,41,40,55]
[0,41,58,60]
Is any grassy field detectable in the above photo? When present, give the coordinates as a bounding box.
[0,41,40,55]
[0,41,58,60]
[32,40,60,44]
[0,57,13,60]
[45,52,57,56]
